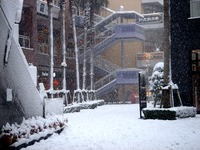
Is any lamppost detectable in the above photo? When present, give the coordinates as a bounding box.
[82,2,90,91]
[47,0,54,98]
[60,0,68,105]
[72,5,81,103]
[89,26,96,100]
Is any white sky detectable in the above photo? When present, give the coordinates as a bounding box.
[22,103,200,150]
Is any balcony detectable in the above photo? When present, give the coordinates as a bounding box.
[37,0,60,19]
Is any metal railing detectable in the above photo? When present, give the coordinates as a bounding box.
[87,71,116,91]
[94,55,120,73]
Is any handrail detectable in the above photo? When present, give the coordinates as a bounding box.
[94,55,120,73]
[87,71,116,90]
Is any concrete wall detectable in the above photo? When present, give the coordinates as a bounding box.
[170,1,200,106]
[0,0,43,127]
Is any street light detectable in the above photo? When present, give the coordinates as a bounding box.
[60,0,69,105]
[47,0,54,98]
[72,5,81,103]
[82,2,90,91]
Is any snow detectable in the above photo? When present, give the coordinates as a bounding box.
[153,62,164,71]
[22,103,200,150]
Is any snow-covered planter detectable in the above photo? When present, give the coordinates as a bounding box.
[96,100,105,106]
[0,115,68,149]
[142,108,176,120]
[63,100,104,113]
[63,104,81,113]
[143,106,196,120]
[169,107,196,118]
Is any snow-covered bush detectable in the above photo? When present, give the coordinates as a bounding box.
[149,62,164,107]
[143,106,196,120]
[170,107,196,118]
[0,115,68,148]
[143,108,176,120]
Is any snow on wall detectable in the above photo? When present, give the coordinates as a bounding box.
[0,1,43,117]
[0,0,23,28]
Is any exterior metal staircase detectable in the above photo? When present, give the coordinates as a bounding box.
[78,10,145,61]
[94,55,120,73]
[77,10,145,98]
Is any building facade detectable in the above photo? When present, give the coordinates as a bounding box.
[20,0,68,90]
[170,0,200,112]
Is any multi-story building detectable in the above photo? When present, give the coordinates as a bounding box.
[20,0,72,90]
[171,0,200,113]
[20,0,163,102]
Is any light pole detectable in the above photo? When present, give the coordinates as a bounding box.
[82,2,90,91]
[72,5,81,103]
[47,0,54,98]
[60,0,68,105]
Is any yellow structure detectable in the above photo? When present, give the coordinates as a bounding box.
[102,0,144,69]
[108,0,142,13]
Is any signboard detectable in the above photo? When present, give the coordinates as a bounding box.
[116,68,142,85]
[137,13,163,24]
[139,71,147,118]
[136,52,164,68]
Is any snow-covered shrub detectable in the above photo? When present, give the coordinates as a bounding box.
[149,62,164,107]
[170,107,196,118]
[143,108,176,120]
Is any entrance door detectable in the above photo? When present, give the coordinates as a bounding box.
[192,50,200,113]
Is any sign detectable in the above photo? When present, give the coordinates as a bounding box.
[116,68,142,85]
[136,52,164,68]
[6,88,12,102]
[137,13,163,24]
[139,71,147,118]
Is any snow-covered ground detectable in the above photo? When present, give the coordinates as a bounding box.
[23,103,200,150]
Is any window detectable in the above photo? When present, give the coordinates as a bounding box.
[19,35,31,48]
[190,0,200,18]
[38,25,49,54]
[40,3,45,12]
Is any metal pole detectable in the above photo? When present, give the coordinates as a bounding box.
[90,28,95,91]
[60,0,67,105]
[82,3,90,91]
[82,26,87,90]
[72,6,80,102]
[48,1,54,98]
[121,41,125,103]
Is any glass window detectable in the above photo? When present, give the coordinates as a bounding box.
[190,0,200,18]
[40,3,45,12]
[38,25,49,54]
